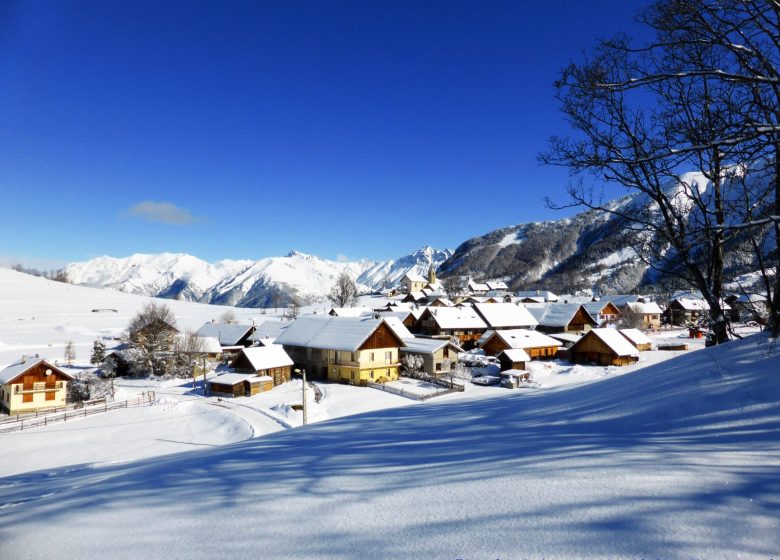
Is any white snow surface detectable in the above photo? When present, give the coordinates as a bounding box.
[1,270,779,558]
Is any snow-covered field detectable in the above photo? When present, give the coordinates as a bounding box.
[1,269,778,557]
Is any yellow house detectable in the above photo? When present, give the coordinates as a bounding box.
[403,273,428,294]
[0,358,74,415]
[276,315,405,386]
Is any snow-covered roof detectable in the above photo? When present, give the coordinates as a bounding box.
[426,307,487,330]
[427,296,453,306]
[383,316,414,341]
[548,333,581,344]
[404,273,427,283]
[0,359,73,384]
[515,290,559,302]
[329,307,373,317]
[490,329,563,349]
[468,280,489,292]
[602,294,641,307]
[235,345,294,371]
[174,334,222,354]
[626,301,663,315]
[574,328,639,357]
[527,303,595,328]
[618,329,652,346]
[734,293,768,304]
[400,338,462,354]
[208,372,264,386]
[473,303,538,329]
[249,321,289,342]
[670,298,731,312]
[498,348,531,362]
[195,322,254,346]
[405,291,426,301]
[519,296,545,304]
[486,281,508,291]
[275,316,403,352]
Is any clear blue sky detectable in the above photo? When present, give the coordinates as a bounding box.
[0,1,647,267]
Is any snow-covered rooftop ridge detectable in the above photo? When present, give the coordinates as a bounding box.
[400,337,461,353]
[427,306,488,329]
[580,328,640,357]
[618,328,652,346]
[473,302,538,329]
[275,315,402,352]
[499,348,531,362]
[490,329,563,349]
[195,322,254,346]
[236,345,294,371]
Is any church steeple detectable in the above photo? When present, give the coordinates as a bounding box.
[428,265,436,284]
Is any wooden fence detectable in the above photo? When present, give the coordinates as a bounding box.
[368,379,463,402]
[0,391,156,432]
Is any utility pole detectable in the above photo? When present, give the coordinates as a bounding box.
[302,368,308,426]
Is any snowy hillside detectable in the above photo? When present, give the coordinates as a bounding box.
[1,331,778,558]
[63,246,452,307]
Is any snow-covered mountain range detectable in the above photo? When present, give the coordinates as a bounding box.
[439,169,775,295]
[63,246,453,307]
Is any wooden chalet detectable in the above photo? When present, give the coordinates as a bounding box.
[527,303,598,334]
[665,298,703,326]
[582,301,621,326]
[623,301,663,330]
[618,329,652,351]
[378,310,417,330]
[478,329,562,359]
[417,307,488,349]
[0,358,75,414]
[231,345,294,386]
[275,316,405,385]
[569,328,639,367]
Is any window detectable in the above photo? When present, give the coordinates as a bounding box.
[385,351,392,364]
[46,391,55,401]
[350,372,355,380]
[370,371,374,379]
[23,393,33,403]
[370,352,375,362]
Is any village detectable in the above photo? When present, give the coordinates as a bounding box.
[1,265,765,425]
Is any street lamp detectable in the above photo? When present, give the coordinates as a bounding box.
[295,368,307,425]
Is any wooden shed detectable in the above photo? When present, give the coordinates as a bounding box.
[497,348,531,371]
[231,345,294,386]
[569,328,640,367]
[208,373,274,398]
[618,328,652,351]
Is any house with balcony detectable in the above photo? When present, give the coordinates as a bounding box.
[416,306,488,349]
[275,315,406,385]
[0,358,74,415]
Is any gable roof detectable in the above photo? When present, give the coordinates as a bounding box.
[174,334,222,354]
[424,307,488,330]
[573,328,639,357]
[515,290,559,302]
[0,359,75,384]
[249,321,289,343]
[626,301,663,314]
[618,328,652,346]
[195,322,255,346]
[404,273,427,283]
[400,338,463,354]
[527,303,597,328]
[275,316,405,352]
[473,303,538,329]
[488,329,563,350]
[498,348,531,362]
[233,345,294,371]
[383,316,414,341]
[601,294,642,307]
[208,372,266,386]
[329,307,373,317]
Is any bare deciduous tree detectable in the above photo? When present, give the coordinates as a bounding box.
[542,0,780,342]
[329,272,358,308]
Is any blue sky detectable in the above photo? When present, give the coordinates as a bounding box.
[0,1,646,267]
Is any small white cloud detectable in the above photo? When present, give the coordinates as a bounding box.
[336,254,349,263]
[126,201,200,225]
